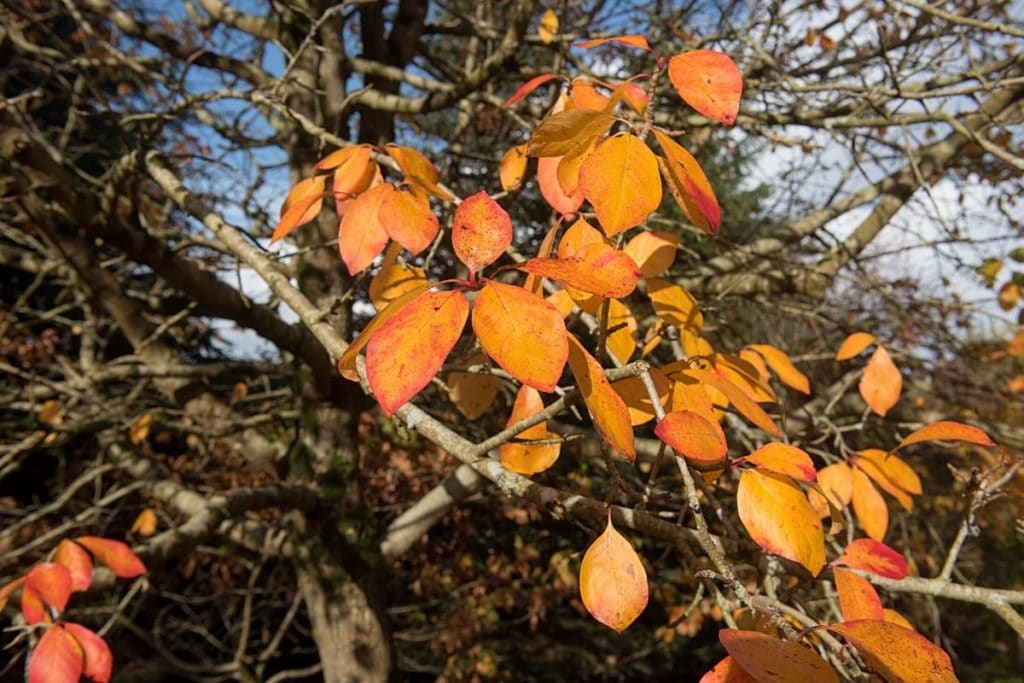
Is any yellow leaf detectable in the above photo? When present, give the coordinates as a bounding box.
[526,109,615,158]
[499,144,528,191]
[579,133,662,236]
[537,154,584,214]
[130,508,158,538]
[448,352,501,421]
[623,231,679,278]
[538,9,559,44]
[472,281,568,392]
[746,344,810,394]
[499,386,561,475]
[654,130,721,234]
[860,345,901,417]
[737,469,825,575]
[579,516,648,632]
[646,278,703,333]
[807,462,854,517]
[743,443,816,482]
[605,299,637,364]
[129,412,152,445]
[556,135,598,196]
[566,334,635,460]
[369,260,428,312]
[612,368,670,426]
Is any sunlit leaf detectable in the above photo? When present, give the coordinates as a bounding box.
[378,185,439,255]
[835,331,875,360]
[527,109,615,158]
[667,50,743,125]
[621,82,649,115]
[499,144,529,190]
[998,281,1019,311]
[21,584,46,624]
[719,629,838,683]
[64,622,113,683]
[452,191,512,273]
[850,467,889,541]
[681,368,780,436]
[897,421,996,449]
[714,354,776,403]
[538,9,558,44]
[612,368,671,426]
[743,443,815,482]
[655,410,727,469]
[746,344,810,394]
[834,568,884,622]
[0,577,24,613]
[882,609,915,630]
[130,508,159,538]
[75,536,147,578]
[738,349,771,385]
[579,133,662,236]
[369,259,428,312]
[646,278,703,332]
[605,299,638,364]
[366,290,468,416]
[128,412,151,445]
[385,144,453,201]
[499,386,561,475]
[517,242,640,298]
[829,621,958,683]
[555,135,598,196]
[860,345,901,417]
[339,182,391,275]
[28,626,84,683]
[575,34,651,50]
[699,656,759,683]
[538,154,584,214]
[569,78,610,111]
[504,74,560,107]
[737,469,825,575]
[624,231,678,277]
[854,449,921,503]
[653,130,721,234]
[668,373,717,421]
[472,281,568,392]
[833,538,908,580]
[25,562,72,617]
[272,176,325,243]
[566,335,635,460]
[326,145,375,195]
[579,516,648,632]
[53,539,93,592]
[807,462,854,518]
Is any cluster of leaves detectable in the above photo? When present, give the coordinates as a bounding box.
[0,537,146,682]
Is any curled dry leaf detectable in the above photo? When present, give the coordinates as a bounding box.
[834,567,884,622]
[737,469,825,576]
[566,335,635,460]
[718,629,838,683]
[743,443,816,482]
[829,620,958,683]
[655,410,727,469]
[472,281,568,392]
[897,420,996,449]
[579,133,662,236]
[579,516,648,632]
[833,538,908,580]
[499,386,561,475]
[452,191,512,273]
[667,50,743,125]
[366,290,469,416]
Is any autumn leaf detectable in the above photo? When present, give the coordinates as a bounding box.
[538,155,584,214]
[621,82,649,115]
[834,567,884,622]
[746,344,810,394]
[833,538,908,580]
[860,345,901,416]
[272,176,325,243]
[472,281,568,392]
[807,462,854,518]
[718,629,838,682]
[323,145,375,195]
[452,191,512,273]
[569,78,610,111]
[854,448,921,506]
[517,242,641,298]
[566,335,635,460]
[338,182,391,275]
[538,9,558,44]
[378,185,439,255]
[883,609,915,630]
[366,290,469,415]
[579,516,648,632]
[53,539,93,592]
[612,368,671,426]
[64,623,114,683]
[385,144,453,201]
[655,410,727,469]
[25,562,72,615]
[504,74,560,107]
[835,331,875,360]
[829,621,958,683]
[368,258,428,312]
[575,34,651,51]
[681,368,780,436]
[526,109,615,158]
[28,626,84,683]
[624,230,678,277]
[75,536,147,578]
[499,386,561,475]
[131,508,159,537]
[499,144,528,190]
[646,278,703,332]
[737,469,825,575]
[850,466,889,541]
[605,299,638,364]
[742,443,816,482]
[667,373,717,421]
[555,134,598,196]
[653,130,721,234]
[579,133,662,236]
[896,420,996,449]
[447,352,501,420]
[21,585,46,625]
[37,399,63,426]
[0,578,24,613]
[129,412,152,445]
[667,50,743,125]
[699,656,759,683]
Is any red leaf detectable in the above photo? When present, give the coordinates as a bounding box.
[897,420,996,449]
[366,290,469,416]
[452,191,512,273]
[833,538,908,580]
[654,130,721,234]
[667,50,743,125]
[25,562,72,614]
[505,74,559,106]
[22,585,47,625]
[74,537,147,578]
[654,410,727,469]
[64,623,113,683]
[834,567,884,622]
[28,626,84,683]
[719,629,838,682]
[829,620,958,682]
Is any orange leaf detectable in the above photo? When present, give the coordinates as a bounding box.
[499,386,561,475]
[25,563,72,615]
[130,508,158,537]
[579,133,662,236]
[52,539,93,592]
[646,278,703,332]
[378,186,439,255]
[368,259,428,312]
[566,335,635,460]
[555,134,598,196]
[850,467,889,541]
[897,420,996,449]
[624,230,679,277]
[517,242,640,298]
[128,412,152,445]
[807,462,854,517]
[835,331,875,360]
[579,516,648,632]
[538,8,558,44]
[575,34,651,50]
[856,448,922,496]
[883,609,915,630]
[499,144,528,190]
[64,623,113,683]
[746,344,810,394]
[569,78,610,111]
[525,221,562,295]
[714,354,776,403]
[538,155,584,214]
[833,538,908,580]
[612,368,671,426]
[605,298,638,364]
[0,577,25,613]
[654,410,727,469]
[667,50,743,125]
[526,109,615,158]
[829,621,958,683]
[385,144,453,201]
[504,74,560,107]
[743,443,816,482]
[323,145,375,193]
[682,368,780,436]
[366,290,468,415]
[653,130,721,234]
[28,626,84,683]
[75,536,147,578]
[338,183,390,275]
[834,568,884,622]
[738,349,771,385]
[272,176,325,242]
[719,629,838,682]
[22,585,46,624]
[699,656,758,683]
[472,281,568,392]
[448,352,501,421]
[860,345,901,416]
[668,373,717,421]
[737,470,825,575]
[452,191,512,273]
[621,82,649,115]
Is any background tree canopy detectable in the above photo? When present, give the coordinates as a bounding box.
[1,0,1022,681]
